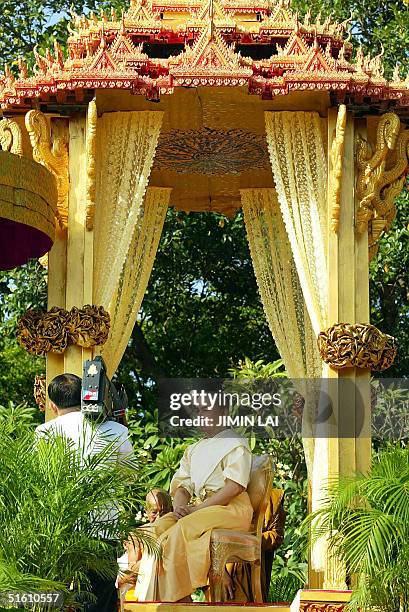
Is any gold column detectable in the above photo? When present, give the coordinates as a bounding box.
[24,111,70,420]
[64,117,89,377]
[45,226,67,420]
[37,114,92,418]
[322,108,371,588]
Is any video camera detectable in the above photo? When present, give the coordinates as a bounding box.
[81,356,128,422]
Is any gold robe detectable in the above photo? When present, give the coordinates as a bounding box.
[133,430,253,602]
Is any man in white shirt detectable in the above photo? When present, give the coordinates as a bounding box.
[35,373,134,612]
[36,373,133,461]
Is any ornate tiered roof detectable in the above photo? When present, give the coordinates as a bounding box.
[0,0,408,111]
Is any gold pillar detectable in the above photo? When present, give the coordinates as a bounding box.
[44,115,93,418]
[45,226,67,420]
[322,108,371,588]
[64,117,88,376]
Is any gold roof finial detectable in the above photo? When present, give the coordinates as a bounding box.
[392,64,401,82]
[121,9,126,34]
[210,0,215,39]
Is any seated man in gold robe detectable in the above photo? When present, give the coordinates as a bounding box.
[131,410,253,602]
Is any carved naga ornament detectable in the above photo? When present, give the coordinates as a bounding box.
[355,112,409,257]
[330,104,346,232]
[0,118,23,156]
[25,110,69,228]
[85,100,98,231]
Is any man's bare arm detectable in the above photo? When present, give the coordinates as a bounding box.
[173,486,192,519]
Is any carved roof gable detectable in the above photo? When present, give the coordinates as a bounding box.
[126,0,157,22]
[88,41,119,72]
[192,0,236,27]
[112,33,136,54]
[178,29,235,68]
[281,32,309,57]
[302,44,333,73]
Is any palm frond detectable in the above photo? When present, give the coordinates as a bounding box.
[0,427,153,597]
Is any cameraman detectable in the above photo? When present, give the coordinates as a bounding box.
[36,373,133,460]
[35,373,134,612]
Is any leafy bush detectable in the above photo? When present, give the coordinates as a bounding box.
[229,357,287,379]
[308,445,409,612]
[268,555,308,603]
[0,427,153,609]
[0,401,42,436]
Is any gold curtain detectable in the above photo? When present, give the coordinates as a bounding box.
[101,187,171,376]
[264,111,330,572]
[264,111,327,335]
[92,110,167,376]
[241,188,320,380]
[241,188,321,477]
[93,111,163,310]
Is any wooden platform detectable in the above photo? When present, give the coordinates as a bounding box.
[123,590,352,612]
[123,604,290,612]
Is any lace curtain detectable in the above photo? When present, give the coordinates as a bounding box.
[264,112,328,335]
[93,111,163,310]
[102,187,170,376]
[92,110,167,376]
[264,112,329,571]
[241,188,321,478]
[241,188,320,380]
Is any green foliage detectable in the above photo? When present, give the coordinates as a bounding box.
[229,357,287,379]
[143,444,188,491]
[0,1,114,68]
[0,427,154,608]
[269,555,308,603]
[0,400,42,435]
[0,260,47,329]
[307,445,409,612]
[135,210,278,375]
[292,0,409,76]
[370,194,409,377]
[125,407,191,503]
[371,379,409,444]
[0,342,45,407]
[0,260,46,406]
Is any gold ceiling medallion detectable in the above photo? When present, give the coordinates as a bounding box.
[155,128,269,174]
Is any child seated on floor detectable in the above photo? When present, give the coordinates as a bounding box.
[116,488,173,599]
